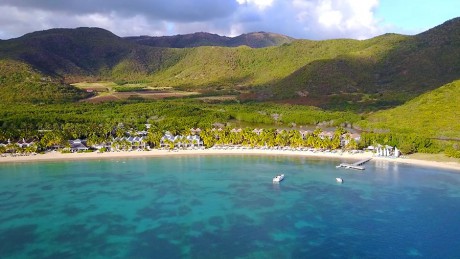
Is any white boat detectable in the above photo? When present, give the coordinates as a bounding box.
[273,174,285,183]
[336,177,343,183]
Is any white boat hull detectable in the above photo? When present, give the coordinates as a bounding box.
[273,174,285,183]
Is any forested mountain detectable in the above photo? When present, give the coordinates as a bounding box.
[0,27,184,81]
[0,17,459,108]
[125,31,294,48]
[0,27,132,76]
[266,17,460,108]
[0,60,91,103]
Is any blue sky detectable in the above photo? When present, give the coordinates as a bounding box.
[376,0,460,34]
[0,0,458,40]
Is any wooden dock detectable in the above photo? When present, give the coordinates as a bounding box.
[336,158,372,170]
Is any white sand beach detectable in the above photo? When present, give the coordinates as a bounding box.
[1,148,460,171]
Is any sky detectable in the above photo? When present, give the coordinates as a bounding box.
[0,0,458,40]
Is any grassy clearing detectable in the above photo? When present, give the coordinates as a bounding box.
[73,81,196,102]
[81,89,200,103]
[73,81,175,92]
[194,95,238,102]
[72,81,117,89]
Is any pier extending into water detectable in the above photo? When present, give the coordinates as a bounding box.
[336,158,372,170]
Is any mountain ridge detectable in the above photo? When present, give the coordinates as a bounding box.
[125,31,295,48]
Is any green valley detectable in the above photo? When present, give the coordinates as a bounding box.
[0,18,460,157]
[0,17,458,110]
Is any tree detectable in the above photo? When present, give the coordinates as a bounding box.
[289,130,303,148]
[24,144,38,154]
[346,138,358,150]
[200,129,217,148]
[40,131,66,149]
[115,127,125,138]
[6,142,19,153]
[146,131,163,148]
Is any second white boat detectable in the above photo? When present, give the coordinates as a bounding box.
[273,174,285,183]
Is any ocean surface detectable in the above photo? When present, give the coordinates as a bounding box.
[1,155,460,258]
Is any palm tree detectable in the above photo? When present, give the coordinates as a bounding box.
[40,131,66,150]
[262,129,277,147]
[312,128,321,137]
[122,139,131,151]
[24,145,34,154]
[200,129,217,148]
[111,140,121,151]
[115,127,125,138]
[86,134,105,148]
[346,138,359,150]
[146,131,163,148]
[191,139,199,148]
[6,142,19,154]
[289,130,303,148]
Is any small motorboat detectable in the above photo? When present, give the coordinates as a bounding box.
[336,177,344,183]
[273,174,285,183]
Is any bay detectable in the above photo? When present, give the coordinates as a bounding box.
[1,155,460,258]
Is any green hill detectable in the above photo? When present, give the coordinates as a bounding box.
[0,60,91,103]
[0,27,130,76]
[0,17,459,108]
[359,79,460,139]
[0,27,183,81]
[147,39,368,89]
[267,18,460,110]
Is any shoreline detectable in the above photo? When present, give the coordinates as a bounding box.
[1,149,460,171]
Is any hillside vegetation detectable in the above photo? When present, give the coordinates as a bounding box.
[0,18,459,110]
[0,27,184,81]
[0,60,91,103]
[0,100,360,141]
[125,31,294,48]
[360,80,460,139]
[147,39,370,89]
[268,18,460,108]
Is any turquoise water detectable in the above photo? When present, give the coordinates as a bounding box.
[1,155,460,258]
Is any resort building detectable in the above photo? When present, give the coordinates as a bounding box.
[160,132,203,149]
[319,131,334,140]
[16,138,36,148]
[91,142,112,151]
[371,145,400,157]
[68,139,89,152]
[341,133,361,146]
[112,136,147,150]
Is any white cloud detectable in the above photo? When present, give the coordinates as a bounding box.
[231,0,383,39]
[316,1,344,28]
[237,0,274,10]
